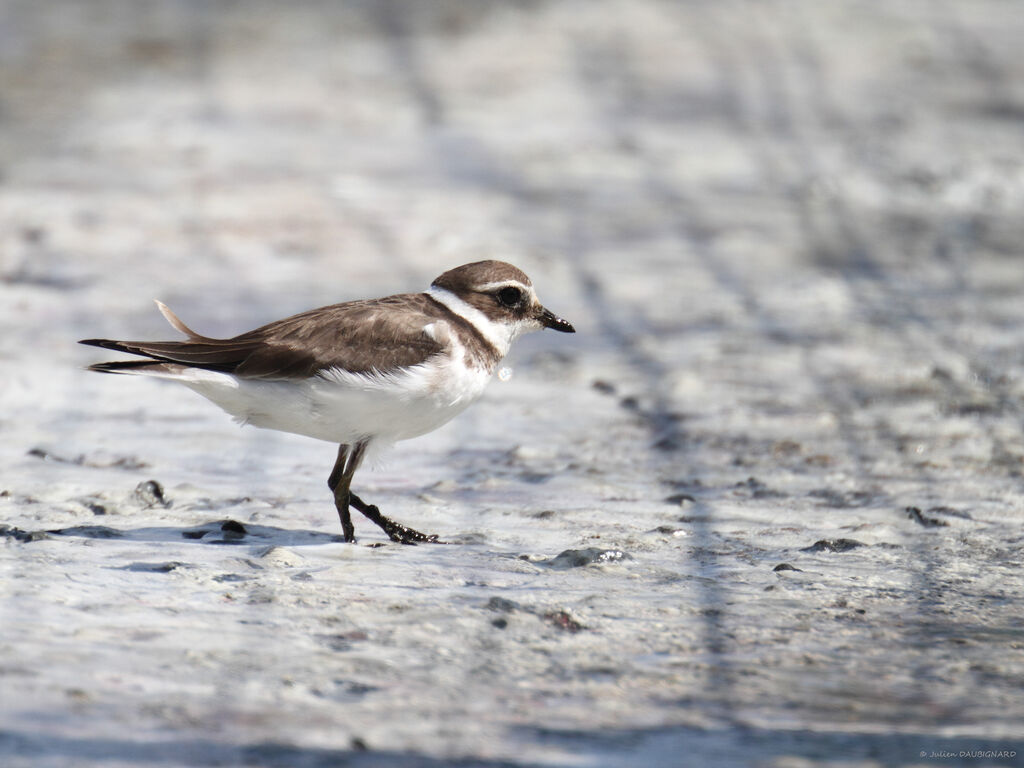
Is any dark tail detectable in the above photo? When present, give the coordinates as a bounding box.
[78,336,250,373]
[86,359,172,375]
[80,338,142,355]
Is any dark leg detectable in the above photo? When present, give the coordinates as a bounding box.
[328,443,357,542]
[329,441,442,544]
[327,444,347,492]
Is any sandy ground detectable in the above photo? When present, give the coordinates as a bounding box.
[3,2,1024,766]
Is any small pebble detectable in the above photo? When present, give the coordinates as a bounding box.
[664,493,696,505]
[125,561,184,573]
[220,519,247,537]
[905,506,948,527]
[48,525,124,539]
[0,524,49,543]
[543,610,585,633]
[134,480,169,508]
[486,596,521,613]
[544,548,632,569]
[801,538,865,553]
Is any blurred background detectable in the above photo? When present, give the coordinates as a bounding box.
[3,1,1024,766]
[5,0,1021,331]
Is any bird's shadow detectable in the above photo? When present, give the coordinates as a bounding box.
[45,519,345,547]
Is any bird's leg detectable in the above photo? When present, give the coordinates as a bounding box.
[330,441,442,545]
[328,444,356,543]
[348,493,441,545]
[327,444,347,493]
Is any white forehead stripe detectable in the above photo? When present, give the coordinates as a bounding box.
[426,285,512,356]
[475,280,538,302]
[475,279,529,291]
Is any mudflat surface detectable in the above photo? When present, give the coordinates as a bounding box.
[3,2,1024,766]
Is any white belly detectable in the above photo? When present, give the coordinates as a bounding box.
[179,353,494,446]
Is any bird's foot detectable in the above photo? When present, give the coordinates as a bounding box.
[349,493,443,545]
[382,519,441,545]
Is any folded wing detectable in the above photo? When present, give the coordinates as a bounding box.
[80,294,446,380]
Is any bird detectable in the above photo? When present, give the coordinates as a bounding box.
[79,260,575,544]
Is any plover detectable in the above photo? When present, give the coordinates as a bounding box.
[80,261,575,544]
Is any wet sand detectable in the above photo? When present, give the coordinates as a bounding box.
[3,2,1024,766]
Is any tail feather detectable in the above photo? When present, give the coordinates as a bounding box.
[154,299,209,341]
[79,336,254,371]
[87,360,182,375]
[79,301,255,373]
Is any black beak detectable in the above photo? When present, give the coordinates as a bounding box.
[538,306,576,333]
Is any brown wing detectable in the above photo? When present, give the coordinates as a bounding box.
[80,294,447,380]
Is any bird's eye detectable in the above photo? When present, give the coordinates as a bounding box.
[496,286,523,308]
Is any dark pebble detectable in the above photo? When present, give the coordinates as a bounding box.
[664,493,696,505]
[28,447,62,462]
[905,506,949,527]
[801,538,865,553]
[543,610,585,633]
[182,519,250,544]
[48,525,124,539]
[491,618,509,629]
[592,380,617,395]
[220,519,247,536]
[341,682,377,697]
[486,596,521,613]
[544,548,632,569]
[653,436,682,452]
[351,737,369,752]
[28,447,83,465]
[213,573,250,583]
[125,561,184,573]
[652,525,685,535]
[773,563,803,572]
[134,480,169,508]
[0,524,49,543]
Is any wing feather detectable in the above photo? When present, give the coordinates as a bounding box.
[79,294,447,380]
